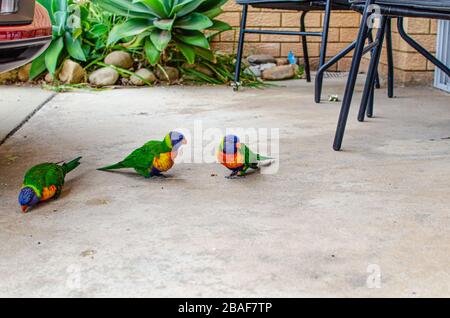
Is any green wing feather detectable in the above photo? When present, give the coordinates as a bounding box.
[98,140,171,171]
[23,157,82,196]
[23,164,65,196]
[240,143,273,166]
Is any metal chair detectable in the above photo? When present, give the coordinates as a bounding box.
[333,0,450,151]
[233,0,395,103]
[233,0,351,91]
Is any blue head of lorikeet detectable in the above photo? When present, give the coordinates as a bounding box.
[222,135,240,155]
[166,131,187,150]
[18,187,40,212]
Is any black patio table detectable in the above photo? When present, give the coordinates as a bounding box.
[333,0,450,151]
[233,0,395,101]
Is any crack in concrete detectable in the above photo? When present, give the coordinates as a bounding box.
[0,92,57,146]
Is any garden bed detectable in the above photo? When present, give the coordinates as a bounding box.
[1,0,303,90]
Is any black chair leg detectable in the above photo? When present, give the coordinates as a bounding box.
[233,4,248,92]
[301,11,311,83]
[358,16,388,122]
[314,41,356,103]
[386,17,394,98]
[367,84,375,118]
[333,1,373,151]
[314,0,332,97]
[367,31,381,89]
[398,17,450,77]
[319,0,332,68]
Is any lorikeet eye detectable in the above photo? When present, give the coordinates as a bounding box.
[170,131,185,146]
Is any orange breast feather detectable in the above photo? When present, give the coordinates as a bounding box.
[218,151,244,170]
[152,152,175,172]
[41,185,57,201]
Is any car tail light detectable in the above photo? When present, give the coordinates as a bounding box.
[0,0,19,14]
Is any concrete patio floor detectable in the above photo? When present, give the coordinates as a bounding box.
[0,78,449,297]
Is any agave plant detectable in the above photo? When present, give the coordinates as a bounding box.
[98,0,231,65]
[30,0,88,80]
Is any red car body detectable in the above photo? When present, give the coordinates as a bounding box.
[0,0,52,73]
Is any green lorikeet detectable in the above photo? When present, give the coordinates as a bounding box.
[18,157,82,212]
[97,131,187,178]
[217,135,273,178]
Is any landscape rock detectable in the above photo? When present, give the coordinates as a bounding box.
[58,60,86,84]
[261,64,297,81]
[104,51,134,69]
[45,72,55,83]
[155,66,179,82]
[195,65,214,77]
[18,64,32,82]
[183,63,215,77]
[89,67,119,86]
[0,69,18,84]
[276,58,290,66]
[130,68,156,86]
[244,65,261,77]
[244,63,276,77]
[247,54,276,65]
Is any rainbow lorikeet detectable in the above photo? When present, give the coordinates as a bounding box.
[18,157,82,212]
[217,135,273,178]
[97,131,187,178]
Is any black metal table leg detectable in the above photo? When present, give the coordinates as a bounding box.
[367,31,381,89]
[233,4,248,91]
[319,0,332,68]
[301,11,311,83]
[333,0,374,151]
[314,0,333,100]
[397,17,450,77]
[314,41,356,103]
[386,18,394,98]
[358,16,388,122]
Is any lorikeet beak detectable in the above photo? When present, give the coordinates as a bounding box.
[182,138,187,145]
[21,205,28,213]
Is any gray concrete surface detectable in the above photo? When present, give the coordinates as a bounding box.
[0,86,55,142]
[0,79,449,297]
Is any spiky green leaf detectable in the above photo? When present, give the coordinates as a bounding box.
[45,37,65,75]
[29,52,47,80]
[194,46,216,63]
[107,18,154,45]
[64,32,86,61]
[175,40,196,64]
[176,0,206,17]
[133,0,167,17]
[175,30,209,49]
[144,38,161,64]
[150,29,172,51]
[97,0,156,18]
[175,13,212,30]
[154,18,175,30]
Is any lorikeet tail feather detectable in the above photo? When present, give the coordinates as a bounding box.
[97,162,126,171]
[256,154,273,161]
[62,157,82,174]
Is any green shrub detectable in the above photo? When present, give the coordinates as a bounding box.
[30,0,88,80]
[97,0,231,65]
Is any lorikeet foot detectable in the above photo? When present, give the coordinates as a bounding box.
[225,170,246,179]
[151,173,168,178]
